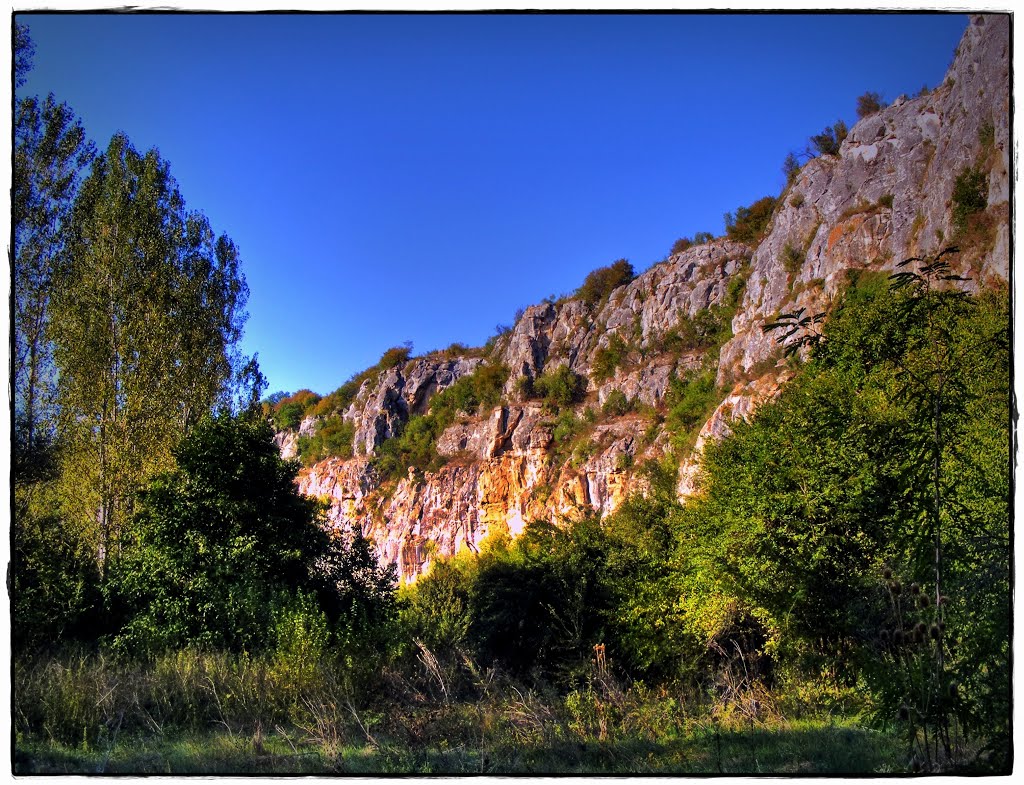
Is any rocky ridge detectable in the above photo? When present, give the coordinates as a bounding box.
[282,16,1010,582]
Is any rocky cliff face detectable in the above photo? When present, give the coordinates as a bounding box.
[284,15,1010,582]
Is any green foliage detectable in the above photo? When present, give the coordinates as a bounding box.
[106,415,330,654]
[670,237,692,255]
[533,364,586,409]
[374,415,442,482]
[782,152,801,185]
[14,22,35,87]
[725,267,751,310]
[429,362,509,423]
[724,196,777,245]
[379,343,413,369]
[783,243,804,275]
[590,333,628,383]
[694,231,715,245]
[399,555,475,652]
[661,306,732,355]
[298,415,355,465]
[49,132,251,562]
[856,92,886,119]
[551,408,584,448]
[978,121,995,149]
[601,389,633,417]
[810,120,848,156]
[271,389,321,430]
[664,369,718,452]
[465,519,612,679]
[12,502,102,653]
[13,92,95,457]
[951,166,987,235]
[576,259,635,307]
[695,270,1009,762]
[877,193,894,209]
[107,414,396,658]
[372,363,509,481]
[599,461,705,680]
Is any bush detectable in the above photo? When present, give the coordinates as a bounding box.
[856,91,886,119]
[724,196,777,245]
[725,267,751,310]
[298,415,355,465]
[379,344,413,369]
[552,409,582,445]
[661,306,731,354]
[810,120,848,157]
[783,152,801,184]
[602,389,633,417]
[670,237,692,255]
[12,503,102,653]
[664,369,718,452]
[271,389,321,430]
[106,414,331,654]
[373,415,442,481]
[783,243,804,275]
[951,166,987,235]
[534,364,586,409]
[591,333,628,383]
[576,259,635,307]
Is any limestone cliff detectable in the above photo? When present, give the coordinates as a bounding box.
[282,15,1010,582]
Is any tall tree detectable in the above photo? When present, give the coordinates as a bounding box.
[14,21,34,88]
[49,132,249,564]
[12,27,95,471]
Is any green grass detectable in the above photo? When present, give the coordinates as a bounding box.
[11,646,915,775]
[16,716,904,775]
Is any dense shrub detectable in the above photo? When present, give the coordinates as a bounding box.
[590,333,628,383]
[664,369,718,452]
[951,166,987,235]
[270,389,321,430]
[670,237,692,255]
[724,196,777,245]
[298,415,355,465]
[533,364,586,409]
[856,91,886,119]
[12,503,102,653]
[430,362,509,423]
[107,414,396,655]
[783,243,804,274]
[810,120,848,156]
[378,344,413,369]
[601,389,633,417]
[660,306,731,355]
[576,259,635,307]
[783,152,801,184]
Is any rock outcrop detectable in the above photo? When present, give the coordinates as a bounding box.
[280,15,1010,582]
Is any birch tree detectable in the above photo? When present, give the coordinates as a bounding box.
[50,132,249,563]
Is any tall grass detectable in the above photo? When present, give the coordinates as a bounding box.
[15,643,916,774]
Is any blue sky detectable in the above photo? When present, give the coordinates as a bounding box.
[17,11,969,397]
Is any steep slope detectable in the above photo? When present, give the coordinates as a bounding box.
[281,15,1010,582]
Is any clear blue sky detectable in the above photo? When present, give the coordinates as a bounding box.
[17,11,969,397]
